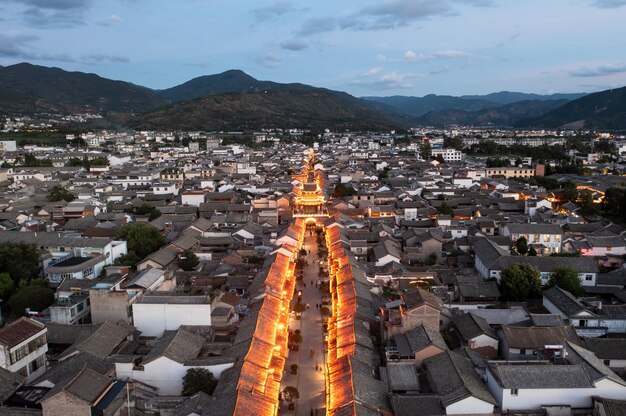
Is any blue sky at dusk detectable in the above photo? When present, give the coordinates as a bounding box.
[0,0,625,96]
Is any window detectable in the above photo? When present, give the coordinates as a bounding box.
[585,274,593,281]
[544,234,551,243]
[510,389,519,396]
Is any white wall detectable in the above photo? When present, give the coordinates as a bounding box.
[132,303,211,337]
[445,396,494,415]
[486,370,626,411]
[116,358,234,395]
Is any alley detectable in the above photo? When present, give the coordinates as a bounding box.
[280,231,326,415]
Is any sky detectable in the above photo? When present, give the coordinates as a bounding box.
[1,0,626,97]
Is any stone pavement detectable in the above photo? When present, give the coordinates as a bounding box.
[280,232,326,415]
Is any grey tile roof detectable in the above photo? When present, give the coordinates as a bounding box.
[493,255,599,274]
[504,223,563,235]
[72,321,135,360]
[565,341,626,386]
[0,367,24,402]
[500,325,580,350]
[390,395,445,416]
[594,397,626,416]
[583,337,626,360]
[404,324,448,352]
[63,366,111,404]
[487,362,593,389]
[454,313,497,342]
[424,350,496,407]
[385,363,419,391]
[542,286,590,317]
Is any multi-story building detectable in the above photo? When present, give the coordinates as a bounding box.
[0,317,48,382]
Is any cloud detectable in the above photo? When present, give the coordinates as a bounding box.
[82,53,129,64]
[378,49,478,63]
[362,67,384,76]
[11,0,91,10]
[591,0,626,7]
[280,39,308,51]
[97,14,122,26]
[0,33,39,58]
[9,0,92,28]
[253,51,281,68]
[429,65,451,75]
[21,6,87,28]
[250,1,293,21]
[298,17,337,36]
[353,70,420,90]
[569,63,626,77]
[0,32,75,62]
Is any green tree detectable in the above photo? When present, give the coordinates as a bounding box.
[499,263,541,301]
[48,185,76,202]
[0,242,42,285]
[528,246,538,256]
[547,266,583,297]
[181,368,217,396]
[133,203,162,221]
[179,250,199,271]
[0,273,15,300]
[436,201,454,216]
[515,236,528,255]
[419,141,432,160]
[115,223,165,259]
[113,251,141,267]
[332,183,357,197]
[8,285,55,316]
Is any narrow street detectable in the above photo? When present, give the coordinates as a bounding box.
[280,231,326,415]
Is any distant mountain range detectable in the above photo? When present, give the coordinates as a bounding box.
[362,92,586,117]
[519,86,626,130]
[0,63,167,114]
[0,62,624,130]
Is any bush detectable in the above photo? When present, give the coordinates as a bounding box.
[182,368,217,396]
[8,285,55,316]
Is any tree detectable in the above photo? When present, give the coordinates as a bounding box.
[436,201,454,216]
[419,141,431,160]
[528,246,538,256]
[283,386,300,402]
[181,368,217,396]
[8,285,55,316]
[48,185,75,202]
[0,273,15,300]
[332,183,357,197]
[547,266,583,297]
[113,251,141,267]
[134,203,162,221]
[515,236,528,255]
[499,263,541,301]
[115,223,165,260]
[179,250,199,271]
[0,243,42,285]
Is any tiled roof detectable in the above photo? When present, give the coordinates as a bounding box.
[0,317,46,349]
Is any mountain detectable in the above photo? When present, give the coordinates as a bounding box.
[361,94,495,117]
[362,91,585,117]
[460,91,586,105]
[417,99,569,127]
[130,88,411,131]
[519,86,626,130]
[158,69,314,102]
[0,62,167,115]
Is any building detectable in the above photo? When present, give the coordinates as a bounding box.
[132,293,212,337]
[501,223,563,254]
[485,166,537,179]
[486,342,626,411]
[0,317,48,382]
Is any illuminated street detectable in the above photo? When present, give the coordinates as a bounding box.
[281,232,327,415]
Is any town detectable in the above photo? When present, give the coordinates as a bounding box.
[0,127,625,416]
